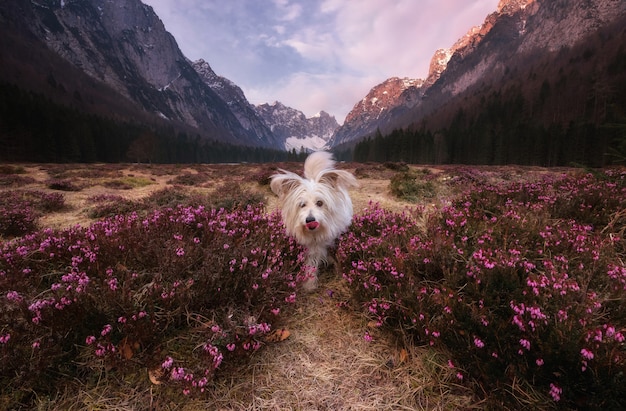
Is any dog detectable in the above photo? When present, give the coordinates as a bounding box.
[270,151,358,290]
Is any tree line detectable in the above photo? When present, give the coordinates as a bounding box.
[0,82,302,164]
[353,74,626,167]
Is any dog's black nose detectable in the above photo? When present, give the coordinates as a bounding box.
[305,216,316,223]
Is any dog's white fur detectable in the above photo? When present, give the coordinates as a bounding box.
[270,151,358,290]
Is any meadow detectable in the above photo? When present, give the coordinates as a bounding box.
[0,161,624,410]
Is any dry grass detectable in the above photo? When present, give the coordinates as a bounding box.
[2,161,486,410]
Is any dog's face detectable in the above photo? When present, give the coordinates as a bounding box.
[270,152,358,265]
[273,177,335,240]
[291,180,333,235]
[270,170,354,244]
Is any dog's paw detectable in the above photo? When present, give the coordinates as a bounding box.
[302,276,318,292]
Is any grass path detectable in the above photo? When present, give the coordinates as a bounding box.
[177,275,479,410]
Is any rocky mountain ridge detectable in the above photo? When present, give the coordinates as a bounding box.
[332,0,625,147]
[0,0,284,149]
[191,59,276,147]
[254,102,339,152]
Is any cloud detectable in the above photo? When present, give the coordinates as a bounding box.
[143,0,500,123]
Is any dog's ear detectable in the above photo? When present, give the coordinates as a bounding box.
[270,171,302,197]
[320,170,358,190]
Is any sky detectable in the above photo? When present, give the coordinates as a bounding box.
[142,0,500,124]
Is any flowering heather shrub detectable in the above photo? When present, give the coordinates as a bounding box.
[0,204,305,403]
[0,165,26,175]
[143,186,193,209]
[46,179,81,192]
[168,172,209,186]
[0,174,36,187]
[208,182,265,211]
[251,166,276,186]
[338,169,626,409]
[0,191,65,236]
[0,193,37,237]
[86,194,140,219]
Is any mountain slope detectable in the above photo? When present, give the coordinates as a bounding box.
[192,59,278,148]
[332,0,626,151]
[0,0,280,149]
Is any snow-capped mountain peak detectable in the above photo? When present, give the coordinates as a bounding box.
[254,102,339,152]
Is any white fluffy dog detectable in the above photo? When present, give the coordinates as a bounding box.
[270,151,358,290]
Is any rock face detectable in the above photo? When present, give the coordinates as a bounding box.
[192,59,277,147]
[254,102,339,152]
[328,78,423,147]
[330,0,626,147]
[0,0,280,148]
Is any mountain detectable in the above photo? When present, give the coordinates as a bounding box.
[191,59,278,147]
[331,0,626,153]
[0,0,281,149]
[328,77,423,147]
[255,102,339,152]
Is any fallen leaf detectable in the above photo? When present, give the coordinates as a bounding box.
[399,348,409,364]
[119,337,134,360]
[264,328,291,342]
[367,320,379,329]
[148,367,163,385]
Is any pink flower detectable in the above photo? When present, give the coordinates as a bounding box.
[161,356,173,369]
[519,338,531,351]
[101,324,112,336]
[473,337,485,348]
[580,348,594,360]
[549,383,562,402]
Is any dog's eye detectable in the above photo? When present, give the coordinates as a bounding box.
[316,200,324,207]
[299,202,306,208]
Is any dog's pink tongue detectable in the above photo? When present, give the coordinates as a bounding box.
[306,221,319,230]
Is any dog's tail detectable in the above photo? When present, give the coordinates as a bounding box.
[304,151,358,190]
[304,151,336,180]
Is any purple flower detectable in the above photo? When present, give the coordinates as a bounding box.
[549,383,562,402]
[473,337,485,348]
[161,356,173,369]
[580,348,594,360]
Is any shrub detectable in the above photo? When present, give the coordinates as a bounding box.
[86,194,140,219]
[0,192,38,236]
[0,191,65,236]
[0,165,26,175]
[0,204,306,405]
[47,179,81,192]
[389,170,435,202]
[208,182,265,211]
[251,167,276,186]
[0,174,36,187]
[338,169,626,409]
[143,187,193,209]
[168,173,208,186]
